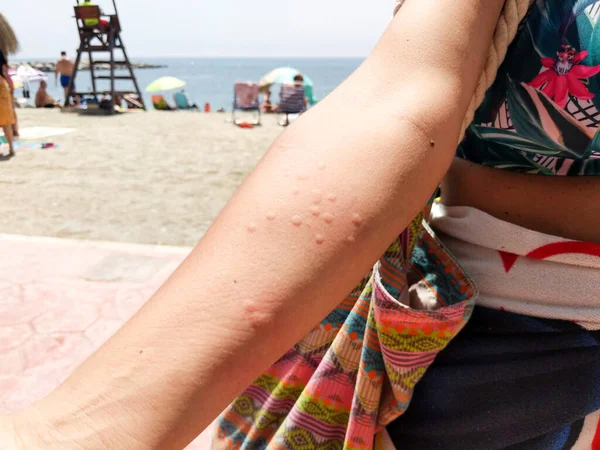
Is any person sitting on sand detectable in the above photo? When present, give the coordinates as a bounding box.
[262,89,276,113]
[35,80,60,108]
[174,89,197,110]
[291,73,309,108]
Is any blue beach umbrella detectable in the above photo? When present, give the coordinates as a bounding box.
[259,67,315,105]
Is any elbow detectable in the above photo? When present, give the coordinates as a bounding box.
[388,75,469,137]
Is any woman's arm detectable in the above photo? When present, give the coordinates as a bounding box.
[16,1,505,448]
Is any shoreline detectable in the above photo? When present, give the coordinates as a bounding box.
[9,61,167,72]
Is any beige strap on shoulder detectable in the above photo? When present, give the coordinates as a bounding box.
[393,0,531,135]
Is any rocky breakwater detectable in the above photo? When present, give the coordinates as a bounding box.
[9,61,166,72]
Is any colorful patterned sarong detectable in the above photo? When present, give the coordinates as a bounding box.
[213,212,478,449]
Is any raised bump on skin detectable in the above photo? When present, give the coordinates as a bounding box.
[291,215,303,227]
[266,212,276,221]
[347,235,356,243]
[351,213,363,227]
[310,206,321,217]
[315,234,325,245]
[311,189,322,204]
[243,300,274,330]
[327,193,337,202]
[322,212,335,224]
[247,222,258,233]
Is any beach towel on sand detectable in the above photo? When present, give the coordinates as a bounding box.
[2,127,75,140]
[0,138,59,151]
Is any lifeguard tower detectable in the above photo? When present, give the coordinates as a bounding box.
[65,1,146,111]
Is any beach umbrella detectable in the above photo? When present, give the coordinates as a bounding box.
[15,65,47,83]
[145,76,186,92]
[9,65,47,90]
[259,67,315,104]
[259,67,313,89]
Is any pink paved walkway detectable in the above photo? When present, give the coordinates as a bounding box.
[0,234,213,448]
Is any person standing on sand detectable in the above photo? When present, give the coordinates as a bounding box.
[55,51,74,103]
[0,13,19,157]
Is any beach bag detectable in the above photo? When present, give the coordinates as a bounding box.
[213,213,477,450]
[212,1,531,448]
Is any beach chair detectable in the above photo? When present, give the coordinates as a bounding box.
[232,82,261,126]
[151,95,173,111]
[278,85,307,126]
[123,94,143,109]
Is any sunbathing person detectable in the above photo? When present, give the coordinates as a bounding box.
[35,80,60,108]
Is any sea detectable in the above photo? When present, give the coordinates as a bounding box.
[15,57,364,110]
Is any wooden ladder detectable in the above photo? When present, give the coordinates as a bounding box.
[65,6,146,111]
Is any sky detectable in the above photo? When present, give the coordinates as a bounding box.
[4,0,391,59]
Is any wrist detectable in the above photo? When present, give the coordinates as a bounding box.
[1,410,51,449]
[0,414,20,449]
[10,403,106,450]
[32,392,150,450]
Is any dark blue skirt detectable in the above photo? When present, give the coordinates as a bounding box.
[386,307,600,450]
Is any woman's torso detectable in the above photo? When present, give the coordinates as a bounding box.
[446,0,600,243]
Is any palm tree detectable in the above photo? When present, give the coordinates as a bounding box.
[0,13,19,56]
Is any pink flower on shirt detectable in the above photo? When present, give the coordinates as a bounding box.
[529,45,600,108]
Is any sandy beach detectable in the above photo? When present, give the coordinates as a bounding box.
[2,109,282,246]
[1,109,282,447]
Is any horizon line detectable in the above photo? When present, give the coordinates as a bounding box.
[14,55,367,60]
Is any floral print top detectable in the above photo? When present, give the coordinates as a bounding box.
[459,0,600,175]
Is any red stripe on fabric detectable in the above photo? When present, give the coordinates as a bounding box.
[342,296,358,305]
[288,408,348,440]
[378,268,406,293]
[527,241,600,260]
[380,261,407,288]
[380,258,407,282]
[338,300,357,311]
[592,413,600,450]
[499,242,600,273]
[365,326,380,351]
[354,299,370,318]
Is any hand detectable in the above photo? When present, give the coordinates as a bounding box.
[0,415,26,449]
[0,411,59,450]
